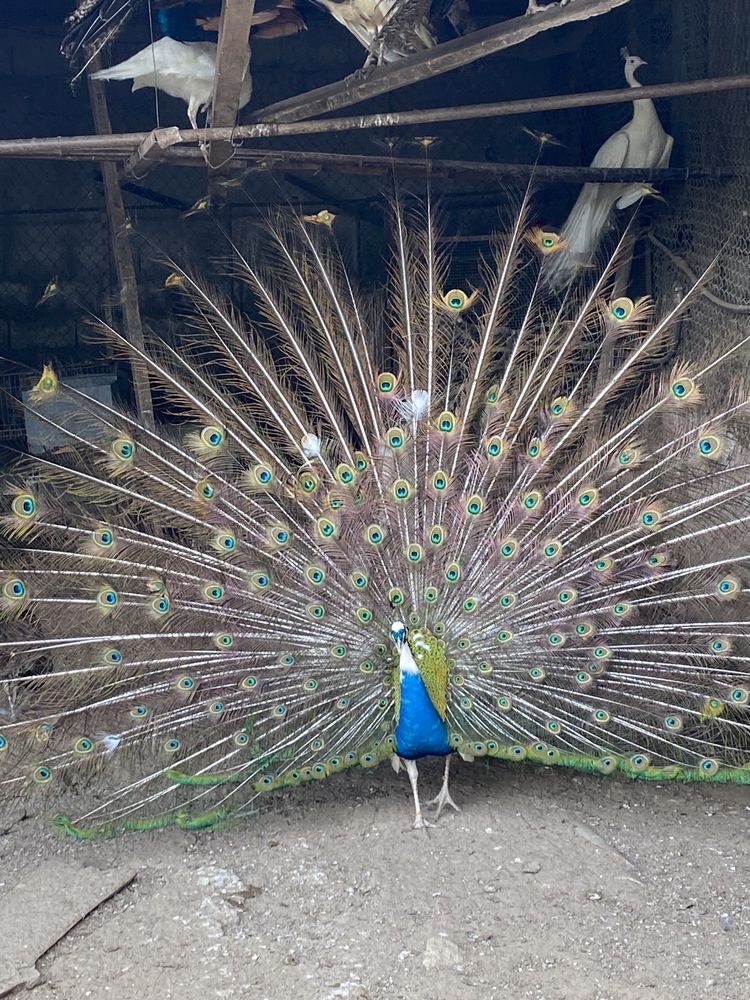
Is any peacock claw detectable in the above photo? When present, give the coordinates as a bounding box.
[413,814,436,830]
[428,787,461,821]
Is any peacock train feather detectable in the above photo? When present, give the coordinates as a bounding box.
[2,186,750,837]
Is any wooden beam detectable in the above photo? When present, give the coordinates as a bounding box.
[208,0,256,193]
[249,0,632,124]
[3,74,749,160]
[86,60,155,430]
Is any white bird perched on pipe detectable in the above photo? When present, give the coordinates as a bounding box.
[544,48,674,290]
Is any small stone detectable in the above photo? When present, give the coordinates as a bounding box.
[521,862,542,874]
[422,936,463,970]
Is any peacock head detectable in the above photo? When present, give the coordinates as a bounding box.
[620,48,647,79]
[391,620,408,648]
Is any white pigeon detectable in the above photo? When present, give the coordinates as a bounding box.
[90,36,252,129]
[544,50,674,289]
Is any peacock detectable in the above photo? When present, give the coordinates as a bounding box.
[543,49,674,290]
[1,176,750,840]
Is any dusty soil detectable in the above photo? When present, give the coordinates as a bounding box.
[1,757,749,1000]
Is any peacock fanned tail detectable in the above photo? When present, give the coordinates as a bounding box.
[2,190,750,839]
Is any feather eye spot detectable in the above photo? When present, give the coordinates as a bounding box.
[466,495,483,516]
[700,758,720,776]
[527,438,544,459]
[307,604,325,620]
[215,633,234,648]
[522,490,542,511]
[97,587,119,609]
[152,594,170,615]
[431,471,449,491]
[499,593,516,608]
[710,637,731,655]
[3,578,27,600]
[203,583,225,602]
[359,659,374,674]
[609,297,634,321]
[303,678,319,692]
[74,737,94,754]
[93,526,115,548]
[497,629,512,643]
[197,478,217,501]
[0,735,8,752]
[331,645,347,659]
[12,493,37,519]
[575,621,595,638]
[445,563,461,584]
[529,667,546,682]
[240,675,257,691]
[366,524,386,545]
[273,705,287,718]
[548,632,565,647]
[576,671,594,689]
[377,372,397,395]
[629,754,650,772]
[316,517,337,540]
[670,377,696,401]
[335,463,355,485]
[129,705,149,719]
[111,437,136,462]
[392,479,412,501]
[200,426,224,449]
[33,766,53,784]
[577,488,598,509]
[388,588,405,607]
[462,597,478,613]
[593,709,610,725]
[298,472,318,495]
[437,411,456,434]
[697,435,722,458]
[386,428,405,450]
[356,607,373,623]
[730,687,749,705]
[593,645,611,660]
[350,571,368,590]
[717,574,741,598]
[640,509,661,529]
[543,540,562,559]
[428,526,445,546]
[497,695,512,711]
[664,715,683,732]
[550,396,569,417]
[557,589,576,605]
[499,538,518,559]
[424,586,438,604]
[406,544,424,563]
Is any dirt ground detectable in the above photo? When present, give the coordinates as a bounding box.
[1,756,748,1000]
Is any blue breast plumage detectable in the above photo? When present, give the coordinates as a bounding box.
[395,671,452,760]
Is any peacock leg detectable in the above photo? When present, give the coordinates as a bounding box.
[428,756,461,820]
[404,759,435,830]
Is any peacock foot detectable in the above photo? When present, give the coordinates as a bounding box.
[413,813,436,830]
[428,785,461,821]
